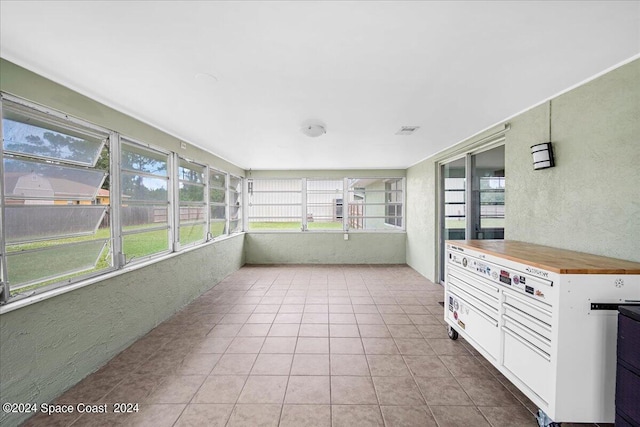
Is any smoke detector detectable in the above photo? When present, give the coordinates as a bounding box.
[301,124,326,137]
[395,126,420,135]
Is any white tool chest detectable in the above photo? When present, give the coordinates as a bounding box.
[444,240,640,424]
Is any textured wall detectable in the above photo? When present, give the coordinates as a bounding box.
[405,160,437,281]
[505,59,640,261]
[0,234,245,427]
[245,233,406,264]
[405,58,640,281]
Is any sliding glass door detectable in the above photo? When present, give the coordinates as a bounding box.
[439,145,505,282]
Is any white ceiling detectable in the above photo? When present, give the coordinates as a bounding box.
[1,1,638,170]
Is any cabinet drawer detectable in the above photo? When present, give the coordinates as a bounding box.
[502,326,552,404]
[447,291,500,360]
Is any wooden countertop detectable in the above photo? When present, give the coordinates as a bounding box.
[446,240,640,274]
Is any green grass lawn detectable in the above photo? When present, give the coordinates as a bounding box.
[248,221,343,230]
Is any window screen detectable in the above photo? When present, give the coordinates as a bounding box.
[178,158,206,246]
[209,168,227,238]
[306,179,344,230]
[229,175,243,234]
[1,97,111,295]
[248,179,302,231]
[347,178,404,230]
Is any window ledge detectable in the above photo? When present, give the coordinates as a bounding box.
[0,232,246,315]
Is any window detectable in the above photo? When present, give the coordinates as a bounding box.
[120,139,171,262]
[0,93,246,305]
[248,179,302,230]
[229,175,243,233]
[385,178,403,227]
[1,95,112,298]
[178,158,207,246]
[306,179,344,230]
[347,178,404,230]
[209,168,226,238]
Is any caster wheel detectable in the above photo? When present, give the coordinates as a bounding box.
[447,325,459,340]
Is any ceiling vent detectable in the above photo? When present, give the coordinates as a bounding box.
[395,126,420,135]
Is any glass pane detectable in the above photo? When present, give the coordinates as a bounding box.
[2,111,104,166]
[180,206,206,223]
[229,206,241,220]
[443,158,466,233]
[180,222,206,245]
[210,205,226,220]
[229,220,242,234]
[229,176,242,192]
[210,220,226,237]
[230,191,241,205]
[122,204,168,229]
[179,182,205,202]
[210,188,226,203]
[121,173,168,201]
[248,220,301,231]
[123,229,169,260]
[5,205,107,243]
[209,170,226,188]
[4,158,106,200]
[179,159,204,184]
[121,143,168,176]
[472,146,505,238]
[7,239,108,288]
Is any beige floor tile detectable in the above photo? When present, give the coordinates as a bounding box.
[359,324,392,337]
[174,404,234,427]
[332,405,384,427]
[380,405,438,427]
[372,376,424,405]
[439,355,494,378]
[220,313,251,324]
[329,304,354,313]
[330,313,357,324]
[381,313,413,324]
[430,405,491,427]
[192,336,234,353]
[193,375,247,403]
[387,324,422,338]
[176,353,221,375]
[362,337,399,354]
[331,376,378,404]
[356,313,385,324]
[299,323,329,337]
[428,338,470,355]
[211,354,257,375]
[209,324,243,337]
[268,323,299,337]
[122,403,186,427]
[394,338,434,355]
[254,304,281,313]
[414,376,473,406]
[456,377,522,406]
[226,404,282,427]
[249,353,293,376]
[237,323,271,337]
[296,337,329,353]
[331,354,370,376]
[279,404,331,427]
[330,337,364,354]
[237,375,288,404]
[291,354,330,375]
[274,313,303,323]
[146,375,206,403]
[353,304,379,314]
[304,304,329,312]
[278,304,304,313]
[284,376,331,404]
[330,324,360,337]
[478,406,538,426]
[302,312,329,323]
[260,337,297,353]
[404,355,451,377]
[367,355,410,376]
[226,337,265,353]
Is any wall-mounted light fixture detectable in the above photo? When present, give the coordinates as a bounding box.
[531,142,555,170]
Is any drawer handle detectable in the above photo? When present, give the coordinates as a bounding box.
[503,326,551,361]
[504,303,552,330]
[503,314,552,344]
[449,284,499,316]
[449,290,499,327]
[505,292,552,317]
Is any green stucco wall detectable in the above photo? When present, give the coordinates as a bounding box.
[245,232,406,264]
[406,58,640,281]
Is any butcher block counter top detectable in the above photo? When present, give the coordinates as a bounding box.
[446,240,640,275]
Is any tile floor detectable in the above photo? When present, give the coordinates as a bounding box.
[22,265,612,427]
